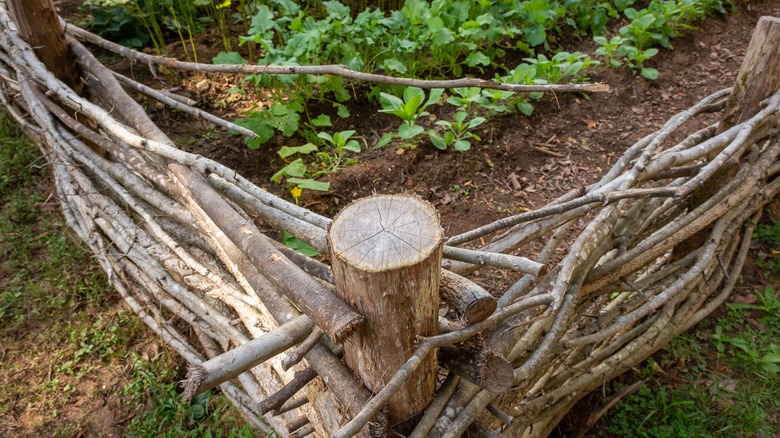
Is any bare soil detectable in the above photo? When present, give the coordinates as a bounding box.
[4,1,779,436]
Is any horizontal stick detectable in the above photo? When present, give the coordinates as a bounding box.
[65,23,610,94]
[112,72,259,138]
[443,245,545,276]
[182,315,312,400]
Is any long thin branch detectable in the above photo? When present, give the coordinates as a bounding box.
[65,23,610,94]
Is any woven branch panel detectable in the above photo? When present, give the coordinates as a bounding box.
[1,2,779,436]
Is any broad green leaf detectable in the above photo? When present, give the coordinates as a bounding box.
[454,139,471,152]
[467,117,486,129]
[641,67,659,80]
[288,177,330,191]
[397,124,425,139]
[763,353,780,363]
[337,130,357,141]
[271,158,306,183]
[402,94,424,119]
[268,104,300,136]
[272,0,300,16]
[278,143,318,158]
[465,51,491,67]
[563,61,583,77]
[336,104,351,118]
[341,52,365,71]
[323,0,350,19]
[517,101,534,116]
[525,25,546,47]
[248,5,277,36]
[428,131,448,150]
[381,58,407,74]
[379,92,405,112]
[403,87,425,103]
[373,133,395,149]
[212,51,247,65]
[425,88,445,108]
[279,230,319,257]
[763,363,780,373]
[234,117,274,147]
[312,114,332,127]
[343,140,361,153]
[317,132,334,144]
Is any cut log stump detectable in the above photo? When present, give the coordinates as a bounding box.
[328,195,442,428]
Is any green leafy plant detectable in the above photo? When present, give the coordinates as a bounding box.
[379,87,444,138]
[272,126,363,202]
[728,287,780,321]
[315,129,362,170]
[594,35,627,67]
[234,99,304,149]
[428,110,485,152]
[523,51,597,84]
[279,230,319,257]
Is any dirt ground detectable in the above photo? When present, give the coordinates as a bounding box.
[5,0,780,436]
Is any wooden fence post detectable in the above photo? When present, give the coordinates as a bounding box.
[675,16,780,259]
[718,16,780,132]
[328,195,442,430]
[7,0,82,94]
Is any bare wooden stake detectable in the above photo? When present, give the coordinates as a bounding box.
[329,195,442,429]
[7,0,82,94]
[718,17,780,133]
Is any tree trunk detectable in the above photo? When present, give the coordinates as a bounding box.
[328,195,442,429]
[718,17,780,132]
[7,0,82,94]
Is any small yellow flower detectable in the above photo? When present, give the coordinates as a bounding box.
[290,186,303,202]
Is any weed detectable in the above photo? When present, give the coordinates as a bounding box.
[122,353,257,437]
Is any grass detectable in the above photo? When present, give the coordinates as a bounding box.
[0,110,254,436]
[596,223,780,437]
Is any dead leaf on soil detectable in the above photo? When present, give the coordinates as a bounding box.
[733,292,758,304]
[581,117,598,130]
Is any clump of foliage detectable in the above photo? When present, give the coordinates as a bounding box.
[83,0,734,198]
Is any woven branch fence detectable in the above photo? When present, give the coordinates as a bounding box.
[2,0,780,435]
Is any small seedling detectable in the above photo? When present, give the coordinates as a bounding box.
[428,110,485,152]
[378,87,444,142]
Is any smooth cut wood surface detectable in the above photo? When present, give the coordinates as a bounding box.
[329,195,442,272]
[329,195,442,429]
